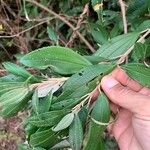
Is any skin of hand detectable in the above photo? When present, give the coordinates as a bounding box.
[100,67,150,150]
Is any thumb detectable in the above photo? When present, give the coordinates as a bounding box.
[101,76,150,114]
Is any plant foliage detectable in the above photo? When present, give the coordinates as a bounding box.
[0,0,149,150]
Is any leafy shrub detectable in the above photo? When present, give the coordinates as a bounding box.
[0,0,150,150]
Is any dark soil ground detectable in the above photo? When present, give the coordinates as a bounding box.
[0,112,26,150]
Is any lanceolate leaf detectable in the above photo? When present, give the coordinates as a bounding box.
[84,55,109,64]
[122,63,150,87]
[94,32,139,59]
[131,43,149,62]
[64,64,115,91]
[1,92,32,117]
[78,106,88,128]
[0,82,24,95]
[84,93,110,150]
[0,74,26,82]
[30,128,59,148]
[136,20,150,32]
[38,92,53,113]
[3,62,32,78]
[90,23,108,44]
[2,62,38,82]
[32,89,40,114]
[56,77,99,103]
[0,87,29,106]
[53,113,74,132]
[51,140,70,149]
[20,46,92,74]
[51,98,82,110]
[69,114,83,150]
[47,26,58,43]
[28,110,69,127]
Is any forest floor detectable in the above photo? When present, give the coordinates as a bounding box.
[0,112,26,150]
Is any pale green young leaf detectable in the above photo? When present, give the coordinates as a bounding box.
[53,113,74,132]
[122,63,150,87]
[20,46,92,74]
[94,32,139,59]
[69,114,83,150]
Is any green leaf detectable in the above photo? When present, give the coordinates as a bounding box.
[122,63,150,87]
[1,92,32,117]
[84,93,110,150]
[51,98,82,110]
[78,106,88,128]
[47,26,58,43]
[110,23,120,38]
[56,76,99,103]
[24,123,38,138]
[84,55,109,64]
[56,85,89,103]
[2,62,37,81]
[0,82,24,95]
[136,20,150,32]
[32,89,40,114]
[30,128,59,148]
[131,43,149,62]
[0,87,29,106]
[28,110,69,127]
[0,74,26,82]
[90,23,108,44]
[51,140,70,149]
[38,92,53,113]
[64,64,116,91]
[53,113,74,132]
[91,0,102,7]
[94,32,139,59]
[69,114,83,150]
[20,46,92,74]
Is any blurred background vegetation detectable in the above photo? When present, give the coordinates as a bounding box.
[0,0,149,149]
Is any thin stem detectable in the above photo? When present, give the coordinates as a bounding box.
[119,0,127,34]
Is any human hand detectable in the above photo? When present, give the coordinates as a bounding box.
[101,67,150,150]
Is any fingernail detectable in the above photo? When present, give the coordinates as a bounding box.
[101,76,119,89]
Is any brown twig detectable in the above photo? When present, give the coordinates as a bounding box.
[119,0,127,34]
[24,0,95,52]
[0,19,54,38]
[117,29,150,64]
[66,4,89,47]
